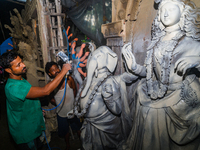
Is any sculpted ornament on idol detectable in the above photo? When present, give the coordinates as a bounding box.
[69,45,138,150]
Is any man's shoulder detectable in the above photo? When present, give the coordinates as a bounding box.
[5,78,31,100]
[5,78,19,89]
[67,75,74,83]
[68,75,74,80]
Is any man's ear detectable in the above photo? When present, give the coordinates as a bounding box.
[5,68,12,74]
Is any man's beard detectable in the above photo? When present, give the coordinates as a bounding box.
[55,71,60,76]
[12,67,27,76]
[51,71,60,78]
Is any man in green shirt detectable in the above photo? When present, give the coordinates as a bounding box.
[0,51,71,150]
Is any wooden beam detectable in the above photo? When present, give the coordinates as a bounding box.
[45,13,65,16]
[48,46,69,50]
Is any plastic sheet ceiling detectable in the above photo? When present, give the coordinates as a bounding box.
[62,0,112,46]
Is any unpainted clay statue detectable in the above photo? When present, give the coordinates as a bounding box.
[70,46,137,150]
[122,0,200,149]
[64,26,91,88]
[4,9,41,86]
[18,42,40,86]
[71,41,94,88]
[71,42,89,78]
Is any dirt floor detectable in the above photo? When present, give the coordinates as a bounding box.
[0,85,82,150]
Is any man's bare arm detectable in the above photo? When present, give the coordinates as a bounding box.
[26,63,71,99]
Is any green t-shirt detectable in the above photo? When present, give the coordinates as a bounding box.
[5,78,45,144]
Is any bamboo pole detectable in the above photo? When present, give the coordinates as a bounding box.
[55,0,64,52]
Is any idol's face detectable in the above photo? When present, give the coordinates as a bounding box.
[160,2,182,27]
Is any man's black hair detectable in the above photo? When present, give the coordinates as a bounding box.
[0,51,22,69]
[45,61,59,75]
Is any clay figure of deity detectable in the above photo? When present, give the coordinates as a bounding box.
[121,0,200,149]
[65,26,92,88]
[71,41,89,77]
[69,46,137,150]
[71,41,95,89]
[4,9,41,86]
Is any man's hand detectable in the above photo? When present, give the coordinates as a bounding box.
[61,63,72,74]
[122,43,137,71]
[174,56,200,75]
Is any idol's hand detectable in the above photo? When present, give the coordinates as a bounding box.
[175,56,200,75]
[71,41,76,49]
[102,81,120,100]
[122,43,137,71]
[102,83,113,98]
